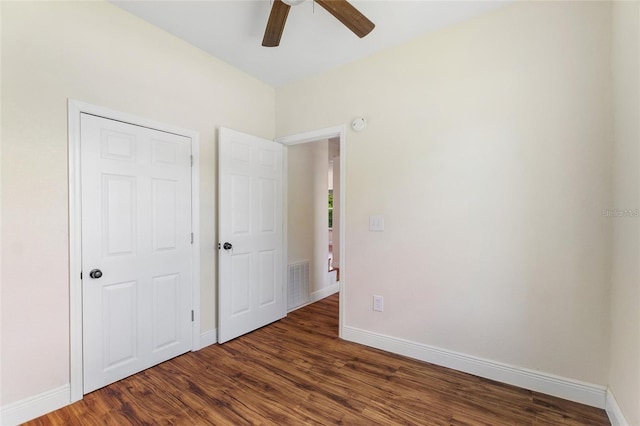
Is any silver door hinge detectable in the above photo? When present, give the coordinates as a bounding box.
[191,310,194,322]
[191,233,194,244]
[80,271,83,280]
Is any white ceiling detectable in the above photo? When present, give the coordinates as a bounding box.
[110,0,510,87]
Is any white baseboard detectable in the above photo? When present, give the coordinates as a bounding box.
[606,389,630,426]
[197,329,218,350]
[287,284,339,313]
[311,283,339,303]
[342,326,607,409]
[3,320,614,425]
[0,384,70,426]
[0,329,219,425]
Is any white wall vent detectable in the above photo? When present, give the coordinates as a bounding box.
[288,261,310,311]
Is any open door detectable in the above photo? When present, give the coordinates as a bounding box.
[218,128,285,343]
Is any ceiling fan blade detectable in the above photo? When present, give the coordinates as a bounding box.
[263,0,291,47]
[315,0,375,38]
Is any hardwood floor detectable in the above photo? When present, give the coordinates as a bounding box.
[26,294,610,425]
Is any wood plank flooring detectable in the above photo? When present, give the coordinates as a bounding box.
[26,294,610,425]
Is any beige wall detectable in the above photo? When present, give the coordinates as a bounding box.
[329,138,341,270]
[287,144,314,268]
[277,1,612,385]
[287,140,330,295]
[609,1,640,424]
[311,141,329,293]
[0,1,274,405]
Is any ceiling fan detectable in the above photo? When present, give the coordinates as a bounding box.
[262,0,375,47]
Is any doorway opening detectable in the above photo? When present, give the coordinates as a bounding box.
[278,126,346,338]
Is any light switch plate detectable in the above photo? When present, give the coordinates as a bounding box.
[369,215,385,231]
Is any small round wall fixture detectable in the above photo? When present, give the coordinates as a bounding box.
[351,117,367,132]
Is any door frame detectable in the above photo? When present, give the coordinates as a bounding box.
[276,125,346,338]
[67,99,201,402]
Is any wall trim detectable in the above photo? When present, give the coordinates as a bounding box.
[311,283,340,303]
[606,389,630,426]
[286,284,340,313]
[0,385,70,426]
[198,329,218,350]
[342,326,607,409]
[1,327,620,425]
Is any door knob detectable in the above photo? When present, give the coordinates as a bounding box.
[89,269,103,279]
[223,242,232,250]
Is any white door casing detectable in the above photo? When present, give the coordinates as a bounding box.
[80,113,193,393]
[218,128,285,343]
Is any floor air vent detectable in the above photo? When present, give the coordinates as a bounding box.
[288,261,310,311]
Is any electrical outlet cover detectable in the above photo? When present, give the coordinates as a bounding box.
[369,215,384,231]
[373,295,384,312]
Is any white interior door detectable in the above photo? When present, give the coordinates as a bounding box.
[218,127,284,343]
[81,113,193,393]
